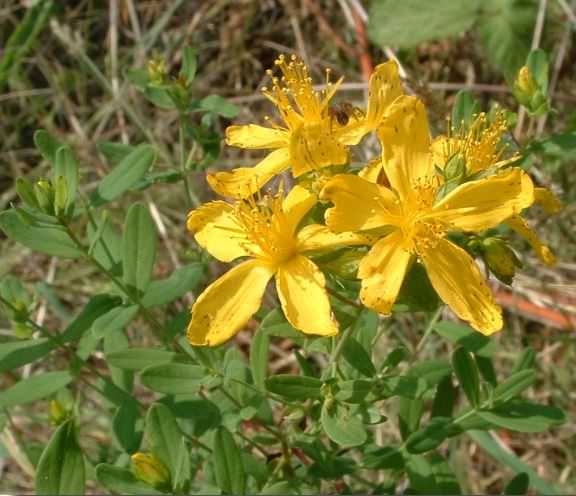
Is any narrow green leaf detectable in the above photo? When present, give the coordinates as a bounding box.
[398,396,424,440]
[342,336,376,377]
[364,446,405,470]
[504,472,530,495]
[452,347,481,407]
[181,46,197,82]
[61,294,122,342]
[0,210,82,258]
[113,402,142,453]
[123,203,156,293]
[335,379,373,404]
[431,375,457,418]
[250,325,269,391]
[141,263,204,307]
[172,437,192,494]
[34,129,62,165]
[376,375,428,399]
[512,347,536,373]
[0,370,73,408]
[321,401,367,447]
[478,401,565,432]
[167,398,222,435]
[405,417,461,454]
[96,141,136,166]
[435,321,494,357]
[406,453,461,495]
[91,304,138,339]
[96,464,160,495]
[35,420,85,495]
[213,427,246,495]
[96,144,156,203]
[265,374,323,400]
[0,338,56,372]
[54,146,79,210]
[199,95,239,118]
[141,363,204,395]
[106,348,180,371]
[493,369,536,403]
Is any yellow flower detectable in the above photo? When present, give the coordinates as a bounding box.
[321,96,535,335]
[431,110,561,266]
[186,186,368,346]
[131,452,171,490]
[207,55,403,199]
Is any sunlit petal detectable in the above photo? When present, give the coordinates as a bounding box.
[431,168,534,232]
[321,174,400,232]
[207,147,290,199]
[421,239,502,335]
[275,255,338,336]
[187,201,255,262]
[282,185,317,231]
[187,260,274,346]
[505,215,556,266]
[377,96,433,201]
[297,224,372,252]
[365,60,403,131]
[358,158,385,183]
[358,231,412,314]
[225,124,289,149]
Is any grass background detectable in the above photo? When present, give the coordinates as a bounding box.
[1,0,575,493]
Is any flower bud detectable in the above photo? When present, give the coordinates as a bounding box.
[513,66,548,116]
[444,152,466,181]
[131,452,171,490]
[49,399,68,425]
[147,57,168,86]
[482,237,522,285]
[34,179,55,215]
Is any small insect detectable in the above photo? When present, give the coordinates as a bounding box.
[327,101,364,128]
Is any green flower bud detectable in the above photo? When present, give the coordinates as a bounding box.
[49,399,68,425]
[131,452,171,491]
[147,57,168,86]
[15,177,39,209]
[513,66,549,116]
[444,153,466,181]
[34,179,55,215]
[482,237,522,285]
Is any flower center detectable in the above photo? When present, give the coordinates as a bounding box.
[234,194,298,266]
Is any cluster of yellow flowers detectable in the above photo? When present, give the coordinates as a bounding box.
[186,54,559,347]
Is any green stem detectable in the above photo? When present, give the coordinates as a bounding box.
[414,306,443,353]
[178,116,198,207]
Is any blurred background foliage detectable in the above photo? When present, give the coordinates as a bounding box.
[0,0,575,493]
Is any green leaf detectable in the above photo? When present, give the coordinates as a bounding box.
[335,379,373,403]
[36,420,84,495]
[377,375,428,399]
[477,0,538,78]
[213,427,246,495]
[91,304,138,339]
[527,49,549,94]
[364,446,405,470]
[478,401,565,432]
[0,338,56,372]
[342,336,376,377]
[0,210,82,258]
[250,325,269,391]
[113,402,142,453]
[141,363,204,395]
[398,396,424,440]
[96,464,160,495]
[504,472,530,495]
[181,46,197,82]
[265,374,323,400]
[512,347,536,373]
[321,401,367,447]
[87,213,122,272]
[167,398,222,435]
[435,321,494,357]
[54,146,79,211]
[468,430,560,494]
[34,129,62,165]
[451,90,480,131]
[381,346,410,371]
[406,453,461,495]
[452,347,481,407]
[61,294,122,342]
[405,417,461,454]
[475,354,497,387]
[106,348,180,371]
[123,203,157,294]
[96,144,156,203]
[431,375,457,418]
[408,359,452,387]
[96,141,136,166]
[141,263,204,307]
[172,437,192,494]
[368,0,480,49]
[145,403,187,488]
[199,95,239,118]
[0,370,73,408]
[493,369,536,403]
[396,262,440,312]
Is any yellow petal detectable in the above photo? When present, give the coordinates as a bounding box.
[505,215,556,266]
[358,158,385,183]
[207,147,290,199]
[534,187,562,214]
[289,121,349,177]
[275,255,338,336]
[321,174,400,232]
[225,124,289,149]
[431,168,534,232]
[421,239,502,335]
[187,201,255,262]
[365,60,403,131]
[377,96,433,201]
[187,260,274,346]
[431,136,456,167]
[282,184,317,231]
[297,224,371,252]
[358,231,412,314]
